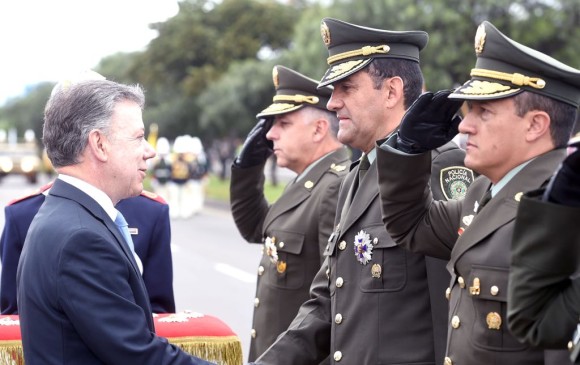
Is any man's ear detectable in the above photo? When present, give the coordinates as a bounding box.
[526,110,551,142]
[383,76,404,109]
[88,129,109,162]
[313,118,329,142]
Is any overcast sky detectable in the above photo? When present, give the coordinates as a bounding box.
[0,0,179,106]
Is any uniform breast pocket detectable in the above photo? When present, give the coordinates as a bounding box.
[357,224,407,293]
[263,230,306,290]
[469,265,528,351]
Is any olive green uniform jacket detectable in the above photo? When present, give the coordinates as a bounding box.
[508,193,580,363]
[254,142,465,365]
[377,145,569,365]
[230,147,350,361]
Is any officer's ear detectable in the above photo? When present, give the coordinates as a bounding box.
[313,118,329,142]
[383,76,404,110]
[525,110,551,144]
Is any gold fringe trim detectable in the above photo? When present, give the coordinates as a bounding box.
[167,336,243,365]
[273,94,319,105]
[327,45,390,65]
[0,344,25,365]
[471,68,546,89]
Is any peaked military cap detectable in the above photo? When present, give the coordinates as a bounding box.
[256,65,332,118]
[450,21,580,108]
[318,18,429,87]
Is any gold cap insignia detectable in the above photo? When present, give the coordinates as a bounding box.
[474,23,486,55]
[321,21,331,46]
[304,180,314,189]
[276,260,287,274]
[272,66,280,89]
[371,263,382,278]
[486,312,502,330]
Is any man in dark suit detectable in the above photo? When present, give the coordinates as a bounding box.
[508,133,580,363]
[377,21,580,365]
[230,65,350,361]
[16,79,213,364]
[253,19,468,365]
[1,183,175,314]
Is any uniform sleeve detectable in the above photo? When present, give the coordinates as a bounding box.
[142,203,176,313]
[508,195,580,348]
[0,206,21,314]
[316,177,342,263]
[230,163,270,243]
[376,143,462,260]
[255,257,332,365]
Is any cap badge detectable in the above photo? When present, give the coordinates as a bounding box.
[474,23,487,55]
[264,236,278,264]
[320,21,331,46]
[272,66,280,89]
[353,230,374,265]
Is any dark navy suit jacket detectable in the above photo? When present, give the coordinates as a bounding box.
[16,179,212,364]
[1,182,175,314]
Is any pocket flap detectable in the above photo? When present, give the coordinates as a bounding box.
[468,265,509,302]
[269,230,305,255]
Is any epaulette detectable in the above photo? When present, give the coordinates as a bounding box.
[7,181,54,206]
[140,190,167,204]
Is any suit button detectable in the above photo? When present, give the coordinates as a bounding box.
[444,357,453,365]
[490,285,499,296]
[335,313,343,324]
[445,287,451,300]
[336,277,344,288]
[457,276,465,288]
[338,241,347,250]
[451,315,460,329]
[250,329,256,338]
[258,266,264,276]
[333,351,342,361]
[254,298,260,308]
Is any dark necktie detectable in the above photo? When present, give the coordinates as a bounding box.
[353,154,370,197]
[477,189,492,214]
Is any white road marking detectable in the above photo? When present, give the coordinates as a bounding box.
[214,263,256,284]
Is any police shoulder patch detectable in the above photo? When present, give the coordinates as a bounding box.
[140,190,167,204]
[440,166,474,200]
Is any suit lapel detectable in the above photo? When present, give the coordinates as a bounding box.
[449,149,566,264]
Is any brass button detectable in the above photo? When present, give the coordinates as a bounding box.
[490,285,499,296]
[568,341,574,350]
[336,277,344,288]
[445,287,451,300]
[254,298,260,308]
[258,266,264,275]
[338,241,347,250]
[372,237,378,244]
[458,276,465,289]
[335,313,343,324]
[451,315,460,329]
[444,357,453,365]
[279,241,285,248]
[250,329,256,338]
[333,351,342,361]
[304,180,314,189]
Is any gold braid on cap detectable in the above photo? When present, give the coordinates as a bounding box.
[327,45,390,65]
[471,69,546,89]
[273,94,320,104]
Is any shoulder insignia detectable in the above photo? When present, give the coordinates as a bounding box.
[440,166,474,200]
[330,163,347,172]
[7,181,54,206]
[140,190,167,204]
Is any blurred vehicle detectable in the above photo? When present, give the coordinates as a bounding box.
[0,129,42,184]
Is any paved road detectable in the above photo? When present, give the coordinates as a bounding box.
[0,174,263,362]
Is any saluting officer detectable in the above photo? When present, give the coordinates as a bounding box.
[377,21,580,364]
[230,65,350,362]
[508,133,580,364]
[253,18,468,365]
[0,182,176,314]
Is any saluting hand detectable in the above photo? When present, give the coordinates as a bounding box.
[396,89,463,154]
[543,136,580,207]
[235,118,274,168]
